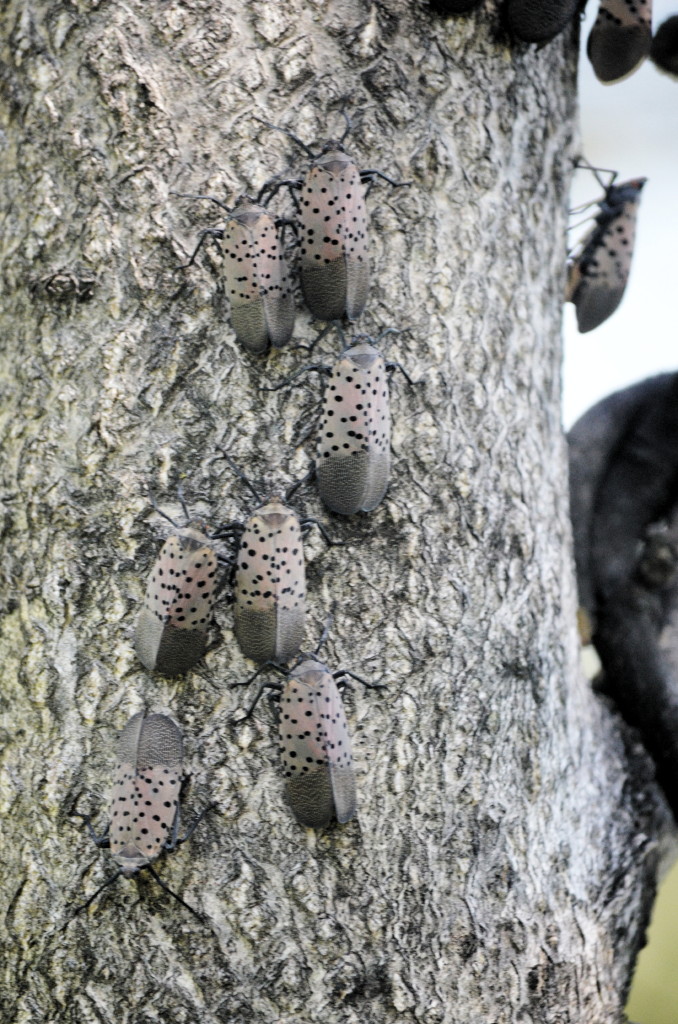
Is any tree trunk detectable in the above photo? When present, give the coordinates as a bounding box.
[0,1,668,1022]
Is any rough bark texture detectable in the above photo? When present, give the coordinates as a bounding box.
[0,1,669,1022]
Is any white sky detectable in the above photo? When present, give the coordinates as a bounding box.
[562,0,678,429]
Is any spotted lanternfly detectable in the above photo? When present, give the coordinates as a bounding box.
[257,117,410,323]
[317,340,391,515]
[233,498,306,664]
[297,140,371,322]
[242,656,362,827]
[506,0,579,43]
[135,517,221,676]
[222,195,295,354]
[650,15,678,77]
[277,657,356,827]
[73,712,210,919]
[174,191,295,355]
[587,0,652,83]
[566,176,646,334]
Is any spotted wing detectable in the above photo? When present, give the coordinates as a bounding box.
[300,154,369,322]
[324,678,356,824]
[253,212,295,349]
[223,209,270,354]
[234,504,305,663]
[568,194,642,333]
[110,713,183,868]
[317,347,390,514]
[135,531,218,675]
[317,353,372,514]
[149,534,218,630]
[279,662,356,827]
[362,352,391,512]
[587,0,652,83]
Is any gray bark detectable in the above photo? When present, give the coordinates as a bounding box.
[0,1,669,1022]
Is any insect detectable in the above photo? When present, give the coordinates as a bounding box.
[173,191,295,355]
[265,328,416,515]
[256,114,410,323]
[505,0,579,43]
[72,712,212,919]
[216,455,336,664]
[135,496,226,676]
[566,171,646,334]
[241,649,382,827]
[650,15,678,77]
[316,335,415,514]
[233,496,306,664]
[587,0,652,83]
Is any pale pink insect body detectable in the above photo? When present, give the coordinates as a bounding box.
[135,520,220,676]
[299,141,370,323]
[278,657,356,828]
[317,340,390,515]
[234,498,306,664]
[587,0,652,83]
[222,195,295,354]
[110,712,183,876]
[566,177,646,334]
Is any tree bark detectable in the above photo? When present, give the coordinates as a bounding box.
[0,1,669,1022]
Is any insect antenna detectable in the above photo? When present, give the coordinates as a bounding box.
[253,116,317,160]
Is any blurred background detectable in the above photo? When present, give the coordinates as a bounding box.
[563,2,678,1019]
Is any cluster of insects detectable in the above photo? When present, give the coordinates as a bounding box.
[75,115,414,920]
[74,21,652,913]
[430,0,678,84]
[429,2,650,334]
[172,115,409,354]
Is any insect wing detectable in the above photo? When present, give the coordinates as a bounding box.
[234,501,306,663]
[109,713,183,875]
[651,16,678,77]
[279,661,356,827]
[300,149,369,322]
[224,201,295,354]
[135,526,219,675]
[506,0,579,42]
[587,0,652,83]
[360,349,390,512]
[317,344,390,514]
[325,678,356,824]
[568,180,645,333]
